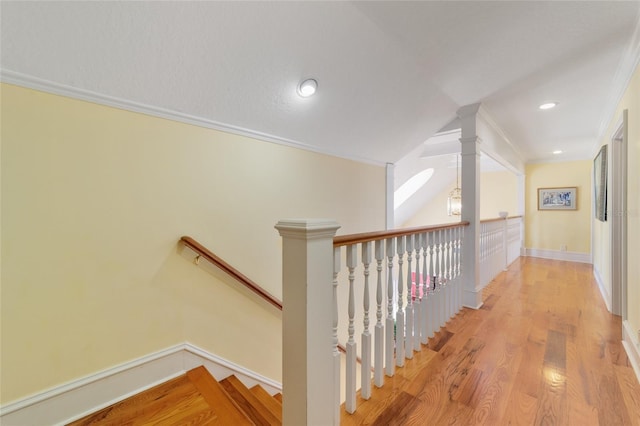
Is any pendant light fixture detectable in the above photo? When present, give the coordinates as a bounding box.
[447,154,462,216]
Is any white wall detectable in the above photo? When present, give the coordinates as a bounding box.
[594,65,640,340]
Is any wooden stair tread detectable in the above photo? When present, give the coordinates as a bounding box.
[273,393,282,403]
[249,384,282,422]
[186,366,254,426]
[67,374,218,425]
[67,367,255,425]
[220,375,281,425]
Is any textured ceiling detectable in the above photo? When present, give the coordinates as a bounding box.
[1,1,639,179]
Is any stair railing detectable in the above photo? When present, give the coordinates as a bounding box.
[180,235,353,361]
[478,215,523,289]
[180,236,282,310]
[276,219,470,425]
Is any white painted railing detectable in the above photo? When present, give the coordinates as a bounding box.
[506,216,522,265]
[334,223,468,416]
[479,215,522,289]
[276,220,469,424]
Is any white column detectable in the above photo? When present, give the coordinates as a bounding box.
[275,219,341,426]
[458,103,483,309]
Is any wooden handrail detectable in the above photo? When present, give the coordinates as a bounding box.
[480,215,524,224]
[180,236,283,310]
[334,221,470,247]
[480,217,506,224]
[181,236,350,356]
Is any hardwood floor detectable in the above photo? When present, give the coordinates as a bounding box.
[341,257,640,425]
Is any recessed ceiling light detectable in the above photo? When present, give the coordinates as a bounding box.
[297,79,318,98]
[553,150,563,155]
[539,102,557,110]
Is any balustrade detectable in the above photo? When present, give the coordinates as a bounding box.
[276,216,523,424]
[332,222,466,416]
[479,216,523,289]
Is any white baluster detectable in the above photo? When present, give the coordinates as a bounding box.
[441,228,448,321]
[414,234,422,352]
[443,228,450,321]
[458,226,464,311]
[452,227,458,313]
[333,246,341,424]
[447,228,456,318]
[428,231,436,339]
[345,245,357,414]
[361,242,372,400]
[374,240,384,388]
[450,228,457,315]
[421,232,429,344]
[480,222,486,286]
[396,236,405,367]
[405,235,414,360]
[441,229,449,325]
[435,229,443,331]
[457,226,462,310]
[385,237,395,377]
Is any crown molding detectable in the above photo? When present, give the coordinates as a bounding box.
[595,11,640,146]
[0,69,385,167]
[477,105,526,162]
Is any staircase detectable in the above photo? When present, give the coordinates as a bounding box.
[67,366,282,425]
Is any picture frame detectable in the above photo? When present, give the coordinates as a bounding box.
[538,187,577,210]
[593,145,607,221]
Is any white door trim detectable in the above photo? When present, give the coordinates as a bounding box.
[610,111,628,318]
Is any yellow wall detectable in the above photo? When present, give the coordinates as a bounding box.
[402,182,460,227]
[524,161,591,253]
[595,65,640,336]
[403,170,519,227]
[0,84,385,403]
[479,171,519,219]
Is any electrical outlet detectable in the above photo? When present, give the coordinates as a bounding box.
[560,244,567,252]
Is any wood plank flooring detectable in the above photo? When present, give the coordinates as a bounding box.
[341,257,640,425]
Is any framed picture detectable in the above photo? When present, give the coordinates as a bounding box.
[593,145,607,221]
[538,187,577,210]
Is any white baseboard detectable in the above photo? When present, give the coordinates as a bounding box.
[593,265,612,312]
[622,320,640,385]
[0,343,281,426]
[524,248,591,264]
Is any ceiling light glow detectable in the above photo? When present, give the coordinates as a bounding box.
[539,102,557,110]
[297,79,318,97]
[394,168,435,210]
[553,150,563,155]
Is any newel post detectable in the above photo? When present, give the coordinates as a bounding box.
[275,219,341,426]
